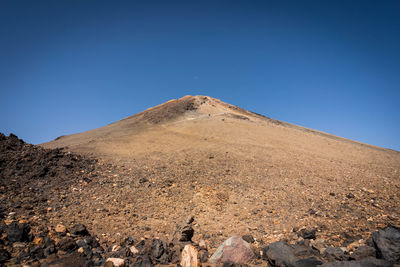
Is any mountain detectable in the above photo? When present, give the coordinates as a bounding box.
[40,95,400,251]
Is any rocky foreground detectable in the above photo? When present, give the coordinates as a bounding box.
[0,133,399,267]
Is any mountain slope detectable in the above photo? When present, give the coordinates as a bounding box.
[40,95,400,249]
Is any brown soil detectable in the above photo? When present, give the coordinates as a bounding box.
[17,96,400,253]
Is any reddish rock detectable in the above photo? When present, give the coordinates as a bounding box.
[209,236,254,264]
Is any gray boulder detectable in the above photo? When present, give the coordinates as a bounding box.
[372,226,400,264]
[263,241,298,267]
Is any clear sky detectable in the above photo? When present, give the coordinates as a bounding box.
[1,0,399,151]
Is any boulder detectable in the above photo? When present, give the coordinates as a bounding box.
[323,246,348,261]
[263,241,298,267]
[58,237,77,252]
[6,222,30,243]
[319,257,392,267]
[372,226,400,264]
[299,228,317,240]
[209,236,254,264]
[151,239,171,263]
[180,225,194,242]
[43,253,87,267]
[180,244,199,267]
[349,246,376,260]
[131,255,154,267]
[70,224,88,236]
[294,257,323,267]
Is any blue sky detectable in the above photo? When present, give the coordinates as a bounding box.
[1,0,399,151]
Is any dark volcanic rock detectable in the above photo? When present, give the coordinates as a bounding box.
[58,237,78,252]
[242,234,255,244]
[349,246,376,260]
[299,228,317,240]
[294,257,323,267]
[132,255,154,267]
[0,133,97,195]
[6,222,30,243]
[180,225,194,242]
[263,241,298,267]
[150,239,171,264]
[151,239,165,259]
[319,257,392,267]
[372,226,400,264]
[43,252,87,267]
[0,249,11,263]
[70,224,89,236]
[323,246,348,261]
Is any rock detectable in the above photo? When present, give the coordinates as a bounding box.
[58,237,77,252]
[180,225,194,242]
[130,246,139,254]
[292,244,315,257]
[346,193,355,199]
[299,228,317,240]
[242,235,255,243]
[372,226,400,264]
[323,246,348,261]
[199,250,208,263]
[77,247,84,253]
[263,241,298,267]
[139,177,148,183]
[33,237,44,245]
[112,245,121,252]
[151,239,165,259]
[70,224,88,236]
[55,224,67,233]
[132,255,154,267]
[349,246,376,260]
[0,249,11,263]
[186,215,195,224]
[7,222,30,243]
[198,239,207,250]
[294,257,323,267]
[310,238,326,254]
[106,258,125,267]
[209,236,254,264]
[180,244,199,267]
[43,253,87,267]
[29,245,45,259]
[319,257,392,267]
[123,236,135,246]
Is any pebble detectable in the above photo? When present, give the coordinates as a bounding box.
[106,257,125,266]
[130,246,139,254]
[55,224,67,233]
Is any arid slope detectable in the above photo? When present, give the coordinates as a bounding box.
[41,95,400,248]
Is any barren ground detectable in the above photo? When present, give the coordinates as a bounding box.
[40,95,400,253]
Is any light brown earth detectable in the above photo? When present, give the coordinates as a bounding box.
[41,95,400,251]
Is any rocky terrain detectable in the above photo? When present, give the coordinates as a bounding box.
[1,95,400,266]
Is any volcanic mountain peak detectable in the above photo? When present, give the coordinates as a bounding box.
[119,95,263,125]
[42,95,397,157]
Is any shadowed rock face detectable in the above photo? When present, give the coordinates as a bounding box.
[372,226,400,263]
